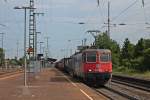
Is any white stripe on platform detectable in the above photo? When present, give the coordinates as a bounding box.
[80,89,94,100]
[56,69,94,100]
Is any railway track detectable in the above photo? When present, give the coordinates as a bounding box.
[94,75,150,100]
[60,69,150,99]
[112,75,150,92]
[95,86,138,100]
[61,70,150,100]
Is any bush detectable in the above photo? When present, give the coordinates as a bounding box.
[130,57,144,71]
[143,48,150,70]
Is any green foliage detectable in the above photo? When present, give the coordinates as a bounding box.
[95,32,150,73]
[110,40,120,68]
[144,39,150,49]
[95,32,120,68]
[8,57,24,66]
[112,53,120,67]
[120,38,150,72]
[18,57,24,66]
[142,48,150,70]
[120,38,135,69]
[121,38,134,60]
[0,48,4,66]
[96,32,111,49]
[130,57,144,70]
[134,38,145,57]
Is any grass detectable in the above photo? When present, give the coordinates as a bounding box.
[113,67,150,79]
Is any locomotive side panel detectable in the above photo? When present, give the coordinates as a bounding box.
[73,53,83,77]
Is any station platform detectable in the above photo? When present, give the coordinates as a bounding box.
[0,68,107,100]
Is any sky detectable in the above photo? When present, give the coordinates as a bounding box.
[0,0,150,60]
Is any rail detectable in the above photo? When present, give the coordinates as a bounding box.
[93,75,150,100]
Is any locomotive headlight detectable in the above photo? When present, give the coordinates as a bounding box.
[89,69,92,72]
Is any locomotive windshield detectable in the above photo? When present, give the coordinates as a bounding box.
[100,53,111,62]
[86,52,96,62]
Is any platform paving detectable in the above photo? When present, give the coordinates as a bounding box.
[0,68,107,100]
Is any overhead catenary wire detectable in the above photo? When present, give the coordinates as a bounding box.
[96,0,106,30]
[141,0,148,24]
[142,5,147,24]
[99,0,106,24]
[111,0,139,22]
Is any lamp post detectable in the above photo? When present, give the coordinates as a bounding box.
[14,6,35,87]
[33,13,44,60]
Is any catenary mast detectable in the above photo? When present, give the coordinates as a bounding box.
[29,0,35,59]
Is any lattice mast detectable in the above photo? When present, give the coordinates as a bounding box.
[29,0,35,59]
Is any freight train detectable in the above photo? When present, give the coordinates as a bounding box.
[55,49,112,86]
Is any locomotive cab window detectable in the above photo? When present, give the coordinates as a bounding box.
[86,52,96,62]
[100,53,111,62]
[82,53,86,63]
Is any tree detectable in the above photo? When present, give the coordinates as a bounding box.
[121,38,134,60]
[120,38,134,68]
[95,32,120,67]
[18,57,24,66]
[131,38,150,71]
[143,48,150,71]
[144,39,150,49]
[134,38,145,57]
[96,32,111,49]
[110,40,120,67]
[0,48,4,66]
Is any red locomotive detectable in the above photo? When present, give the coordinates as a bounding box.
[70,49,112,85]
[56,49,112,86]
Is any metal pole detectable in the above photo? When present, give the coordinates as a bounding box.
[29,0,35,59]
[14,6,36,87]
[0,32,5,49]
[46,37,48,58]
[45,37,49,58]
[0,33,5,69]
[108,1,110,38]
[39,42,44,54]
[16,40,19,59]
[40,43,42,54]
[2,33,3,49]
[33,13,44,60]
[24,8,27,87]
[33,13,36,59]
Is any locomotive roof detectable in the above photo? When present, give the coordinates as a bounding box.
[70,49,111,57]
[83,49,111,53]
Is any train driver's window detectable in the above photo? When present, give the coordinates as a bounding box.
[100,53,111,62]
[82,53,86,63]
[86,52,96,62]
